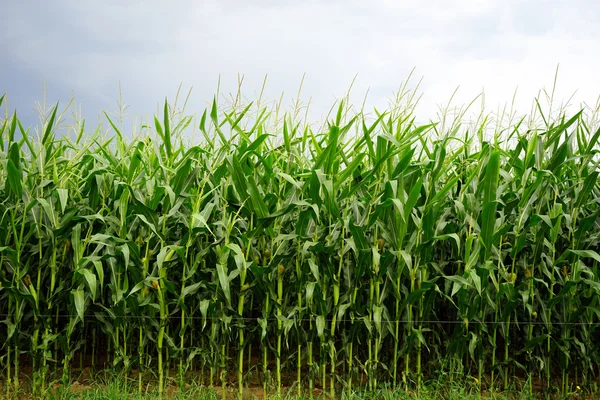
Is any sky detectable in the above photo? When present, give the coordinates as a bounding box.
[2,0,600,134]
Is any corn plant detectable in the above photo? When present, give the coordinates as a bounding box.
[1,87,600,399]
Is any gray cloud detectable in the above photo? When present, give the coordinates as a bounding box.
[2,0,599,132]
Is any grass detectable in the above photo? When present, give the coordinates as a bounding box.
[3,376,561,400]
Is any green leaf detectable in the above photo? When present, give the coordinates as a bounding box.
[199,300,210,330]
[433,233,461,252]
[316,315,325,338]
[73,289,86,322]
[574,171,598,210]
[306,282,317,303]
[569,249,600,264]
[42,103,59,146]
[405,176,423,221]
[446,275,472,297]
[163,99,172,159]
[469,269,482,296]
[210,97,228,146]
[57,188,69,213]
[428,175,461,206]
[246,176,269,219]
[181,282,203,299]
[373,305,383,334]
[6,158,22,200]
[480,150,501,256]
[79,269,97,302]
[217,261,231,308]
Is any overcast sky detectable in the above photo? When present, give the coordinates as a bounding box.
[2,0,599,133]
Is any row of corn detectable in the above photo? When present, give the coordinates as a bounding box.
[1,92,600,398]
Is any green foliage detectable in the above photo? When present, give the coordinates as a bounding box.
[1,88,600,400]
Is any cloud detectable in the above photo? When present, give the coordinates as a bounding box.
[1,0,599,131]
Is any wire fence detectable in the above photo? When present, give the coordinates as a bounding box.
[0,313,598,326]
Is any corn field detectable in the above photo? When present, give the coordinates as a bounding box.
[1,89,600,399]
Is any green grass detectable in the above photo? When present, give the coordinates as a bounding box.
[1,81,600,400]
[4,378,549,400]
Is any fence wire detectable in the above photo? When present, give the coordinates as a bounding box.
[0,313,598,326]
